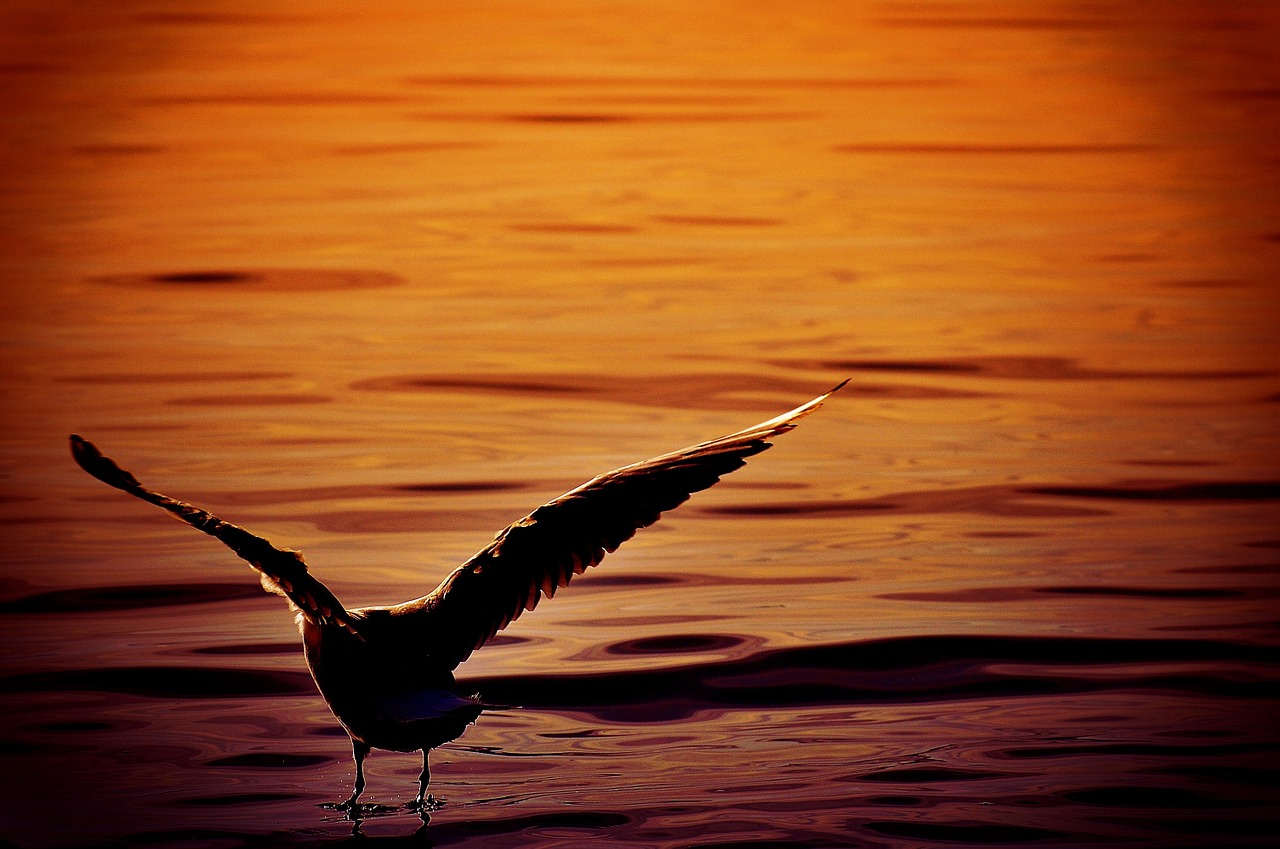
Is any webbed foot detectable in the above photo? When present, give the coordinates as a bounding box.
[407,794,446,812]
[319,800,400,820]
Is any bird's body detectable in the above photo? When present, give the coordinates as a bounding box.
[300,606,482,752]
[70,382,844,813]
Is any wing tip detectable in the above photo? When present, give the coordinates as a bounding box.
[801,376,850,413]
[758,377,849,434]
[69,433,121,485]
[810,378,849,408]
[68,433,93,463]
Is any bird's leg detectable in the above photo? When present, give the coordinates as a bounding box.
[413,750,431,808]
[409,749,445,812]
[340,739,371,812]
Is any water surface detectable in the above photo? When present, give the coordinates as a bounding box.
[1,1,1277,847]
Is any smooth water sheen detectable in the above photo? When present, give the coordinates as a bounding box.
[1,2,1277,847]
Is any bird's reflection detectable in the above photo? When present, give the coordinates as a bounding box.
[332,802,434,845]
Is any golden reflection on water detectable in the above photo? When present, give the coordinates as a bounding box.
[1,1,1277,847]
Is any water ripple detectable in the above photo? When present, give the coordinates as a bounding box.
[776,355,1274,381]
[0,582,267,614]
[467,635,1279,721]
[0,666,314,698]
[350,372,979,410]
[7,636,1271,716]
[91,268,405,292]
[700,479,1280,520]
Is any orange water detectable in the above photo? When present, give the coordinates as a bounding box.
[1,2,1277,847]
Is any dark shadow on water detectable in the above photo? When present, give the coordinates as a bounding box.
[4,635,1275,716]
[576,573,681,588]
[700,478,1280,521]
[863,820,1071,843]
[995,741,1275,760]
[0,582,268,613]
[414,811,629,846]
[349,372,982,411]
[207,753,333,768]
[1037,585,1259,599]
[172,791,313,806]
[464,634,1278,722]
[882,585,1269,602]
[1173,563,1279,575]
[775,354,1275,381]
[605,634,744,656]
[91,268,406,292]
[847,766,1011,782]
[1061,786,1247,809]
[0,665,314,699]
[1024,482,1280,501]
[671,839,838,849]
[190,641,298,655]
[153,271,258,284]
[109,809,634,848]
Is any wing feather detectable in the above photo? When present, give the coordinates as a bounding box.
[69,435,359,636]
[403,381,846,668]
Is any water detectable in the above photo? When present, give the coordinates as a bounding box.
[1,1,1278,847]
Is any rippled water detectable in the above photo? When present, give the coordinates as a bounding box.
[1,1,1278,847]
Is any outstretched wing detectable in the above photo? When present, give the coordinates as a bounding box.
[400,381,847,669]
[69,435,359,635]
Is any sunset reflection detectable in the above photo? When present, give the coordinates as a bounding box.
[1,2,1277,847]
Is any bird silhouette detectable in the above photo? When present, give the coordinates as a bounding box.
[69,382,845,813]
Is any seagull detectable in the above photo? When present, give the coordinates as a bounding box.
[69,381,845,814]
